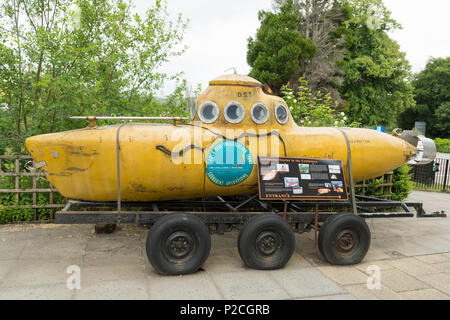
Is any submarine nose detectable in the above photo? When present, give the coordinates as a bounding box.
[399,130,437,165]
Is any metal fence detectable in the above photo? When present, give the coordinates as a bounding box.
[410,157,450,191]
[0,155,65,221]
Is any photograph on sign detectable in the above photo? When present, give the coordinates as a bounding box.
[257,157,349,201]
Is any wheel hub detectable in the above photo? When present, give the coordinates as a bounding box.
[166,231,194,259]
[256,231,281,256]
[336,229,358,253]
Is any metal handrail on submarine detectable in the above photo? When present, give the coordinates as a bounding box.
[55,116,446,228]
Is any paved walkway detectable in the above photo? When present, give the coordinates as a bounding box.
[0,191,449,300]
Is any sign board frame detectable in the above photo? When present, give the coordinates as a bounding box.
[257,156,349,201]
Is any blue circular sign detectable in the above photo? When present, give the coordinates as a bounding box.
[206,141,253,186]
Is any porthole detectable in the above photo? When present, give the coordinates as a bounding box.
[251,102,269,124]
[224,101,245,124]
[198,101,219,123]
[275,104,289,124]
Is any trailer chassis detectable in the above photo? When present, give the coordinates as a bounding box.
[55,194,446,227]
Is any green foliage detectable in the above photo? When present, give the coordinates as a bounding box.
[0,0,189,153]
[247,0,316,94]
[281,77,352,127]
[434,102,450,137]
[399,57,450,138]
[434,138,450,153]
[391,165,414,201]
[273,0,352,110]
[340,0,415,127]
[355,165,413,201]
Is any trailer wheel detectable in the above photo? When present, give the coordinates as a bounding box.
[238,214,295,270]
[146,213,211,275]
[318,213,371,265]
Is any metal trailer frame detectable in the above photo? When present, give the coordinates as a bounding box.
[55,194,446,227]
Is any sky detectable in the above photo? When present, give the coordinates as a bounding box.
[133,0,450,95]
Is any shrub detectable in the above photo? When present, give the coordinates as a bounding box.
[355,164,413,201]
[434,138,450,153]
[391,165,414,201]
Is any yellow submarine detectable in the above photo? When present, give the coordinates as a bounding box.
[25,74,436,202]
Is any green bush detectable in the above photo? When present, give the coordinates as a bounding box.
[355,164,413,201]
[391,165,414,201]
[434,138,450,153]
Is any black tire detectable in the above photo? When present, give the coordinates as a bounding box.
[318,212,371,265]
[146,213,211,275]
[317,213,343,257]
[238,214,295,270]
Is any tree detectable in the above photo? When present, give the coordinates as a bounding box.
[281,77,350,127]
[340,0,415,127]
[273,0,351,109]
[399,57,450,138]
[247,0,316,94]
[0,0,188,153]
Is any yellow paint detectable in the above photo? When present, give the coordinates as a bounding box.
[25,74,417,202]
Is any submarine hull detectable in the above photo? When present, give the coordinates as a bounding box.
[25,123,416,202]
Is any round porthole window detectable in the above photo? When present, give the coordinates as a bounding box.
[275,104,289,124]
[251,103,269,124]
[198,101,219,123]
[224,101,245,124]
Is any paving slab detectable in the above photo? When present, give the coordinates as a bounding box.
[0,239,29,260]
[406,234,450,255]
[417,273,450,295]
[294,234,329,267]
[210,271,290,300]
[386,257,442,277]
[267,268,347,299]
[316,266,368,286]
[356,260,396,272]
[73,278,150,300]
[1,258,82,288]
[399,288,450,300]
[428,261,450,274]
[19,237,87,261]
[0,283,74,300]
[371,236,442,257]
[84,235,145,258]
[415,253,450,264]
[362,242,397,261]
[344,284,403,300]
[301,293,356,300]
[202,237,244,273]
[0,224,92,241]
[81,262,149,284]
[407,191,450,213]
[148,272,223,300]
[0,260,15,284]
[82,250,148,268]
[380,269,429,292]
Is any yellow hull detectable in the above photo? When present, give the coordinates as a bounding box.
[25,124,415,202]
[25,74,417,202]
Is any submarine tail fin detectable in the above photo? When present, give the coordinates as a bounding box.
[398,130,436,165]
